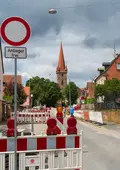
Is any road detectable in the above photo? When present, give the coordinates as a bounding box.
[76,120,120,170]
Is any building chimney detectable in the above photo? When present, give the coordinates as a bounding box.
[98,68,104,75]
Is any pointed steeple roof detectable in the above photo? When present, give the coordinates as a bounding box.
[57,43,67,72]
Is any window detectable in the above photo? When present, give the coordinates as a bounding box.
[61,80,64,85]
[117,63,120,70]
[62,73,63,77]
[3,82,6,86]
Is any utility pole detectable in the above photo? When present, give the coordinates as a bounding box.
[69,79,71,107]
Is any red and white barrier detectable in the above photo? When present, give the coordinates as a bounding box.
[0,114,83,170]
[89,111,103,124]
[74,110,104,124]
[11,112,50,124]
[0,135,81,152]
[74,110,84,119]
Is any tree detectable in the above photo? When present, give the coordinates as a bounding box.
[64,81,78,105]
[94,84,105,99]
[95,78,120,102]
[3,82,27,106]
[26,76,62,107]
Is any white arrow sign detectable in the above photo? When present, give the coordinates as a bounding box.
[56,119,65,133]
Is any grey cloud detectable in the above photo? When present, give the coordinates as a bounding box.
[1,0,120,47]
[3,59,14,73]
[83,36,98,48]
[0,0,64,37]
[69,69,95,82]
[28,53,39,59]
[52,61,57,67]
[83,36,120,49]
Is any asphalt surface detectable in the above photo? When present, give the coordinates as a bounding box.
[77,121,120,170]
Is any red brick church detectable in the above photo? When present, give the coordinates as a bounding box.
[56,43,67,89]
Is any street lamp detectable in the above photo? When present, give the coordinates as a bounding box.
[48,8,57,14]
[31,94,33,108]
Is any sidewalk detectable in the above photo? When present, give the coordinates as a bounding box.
[103,123,120,133]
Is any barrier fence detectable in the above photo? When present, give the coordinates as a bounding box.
[0,134,82,170]
[0,111,83,170]
[74,110,104,124]
[11,111,51,124]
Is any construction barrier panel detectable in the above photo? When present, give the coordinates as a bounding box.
[11,112,50,124]
[0,114,83,170]
[83,111,89,121]
[0,133,83,170]
[74,110,104,124]
[74,111,84,119]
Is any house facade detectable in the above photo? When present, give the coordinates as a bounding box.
[22,86,30,108]
[95,54,120,84]
[0,40,4,121]
[86,82,94,98]
[94,54,120,102]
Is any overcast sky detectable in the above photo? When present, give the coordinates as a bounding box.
[1,0,120,87]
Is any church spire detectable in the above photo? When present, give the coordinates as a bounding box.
[56,43,67,89]
[56,43,67,72]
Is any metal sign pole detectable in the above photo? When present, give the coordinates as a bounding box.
[69,79,71,107]
[14,57,17,170]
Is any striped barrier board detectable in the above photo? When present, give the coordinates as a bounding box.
[11,112,50,124]
[0,135,80,152]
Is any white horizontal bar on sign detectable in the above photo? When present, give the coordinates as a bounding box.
[4,46,27,59]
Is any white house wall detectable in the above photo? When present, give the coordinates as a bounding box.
[96,76,106,103]
[96,76,106,85]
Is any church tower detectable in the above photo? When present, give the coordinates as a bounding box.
[56,43,67,89]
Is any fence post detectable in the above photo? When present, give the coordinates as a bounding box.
[31,115,34,135]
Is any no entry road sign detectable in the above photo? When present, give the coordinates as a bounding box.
[1,16,31,46]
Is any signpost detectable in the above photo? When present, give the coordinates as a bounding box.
[1,16,31,170]
[5,47,27,59]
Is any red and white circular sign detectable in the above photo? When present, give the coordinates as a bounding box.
[1,16,31,46]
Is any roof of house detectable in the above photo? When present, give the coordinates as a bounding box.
[86,82,94,98]
[0,39,4,73]
[87,82,94,88]
[56,43,67,72]
[94,54,120,82]
[24,86,30,96]
[3,75,22,84]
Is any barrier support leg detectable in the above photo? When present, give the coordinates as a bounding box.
[31,116,34,135]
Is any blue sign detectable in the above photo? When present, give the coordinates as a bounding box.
[70,107,74,116]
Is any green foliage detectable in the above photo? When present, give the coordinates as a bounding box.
[64,81,78,105]
[84,98,95,104]
[95,78,120,101]
[3,82,27,106]
[94,84,105,98]
[3,95,13,103]
[26,76,62,107]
